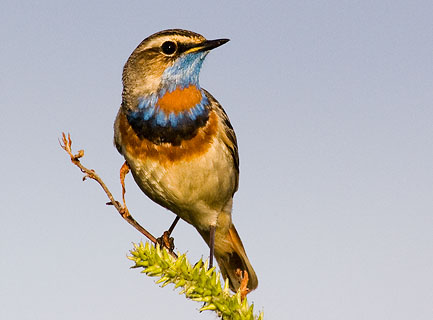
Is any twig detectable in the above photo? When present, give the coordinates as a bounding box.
[236,269,250,301]
[59,132,177,258]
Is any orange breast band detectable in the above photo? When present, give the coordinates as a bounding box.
[157,85,203,114]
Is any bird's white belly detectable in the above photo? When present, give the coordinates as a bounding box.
[126,140,236,229]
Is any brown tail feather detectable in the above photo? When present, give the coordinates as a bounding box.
[212,224,258,292]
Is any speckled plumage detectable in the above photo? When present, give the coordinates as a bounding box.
[114,29,257,292]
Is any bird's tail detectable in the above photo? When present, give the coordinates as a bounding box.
[202,224,258,292]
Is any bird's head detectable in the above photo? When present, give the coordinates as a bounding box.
[122,29,229,106]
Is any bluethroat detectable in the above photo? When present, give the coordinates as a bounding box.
[114,29,258,292]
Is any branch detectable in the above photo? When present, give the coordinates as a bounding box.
[59,132,177,258]
[129,242,264,320]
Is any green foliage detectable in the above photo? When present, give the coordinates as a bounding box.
[129,242,263,320]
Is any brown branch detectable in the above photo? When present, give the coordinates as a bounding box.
[59,132,177,258]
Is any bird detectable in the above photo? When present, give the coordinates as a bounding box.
[113,29,258,292]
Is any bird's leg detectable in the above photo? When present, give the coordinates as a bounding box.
[156,216,180,252]
[167,216,180,236]
[209,225,216,269]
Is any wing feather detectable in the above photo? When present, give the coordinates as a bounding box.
[203,89,239,194]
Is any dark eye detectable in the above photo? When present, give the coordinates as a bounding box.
[161,41,177,55]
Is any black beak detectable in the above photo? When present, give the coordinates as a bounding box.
[183,38,230,54]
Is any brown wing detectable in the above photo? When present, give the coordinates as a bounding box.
[203,89,239,194]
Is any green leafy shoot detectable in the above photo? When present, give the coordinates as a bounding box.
[129,242,263,320]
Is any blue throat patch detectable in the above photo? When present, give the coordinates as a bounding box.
[161,51,208,91]
[126,51,211,145]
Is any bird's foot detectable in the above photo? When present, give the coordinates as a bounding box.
[156,230,175,252]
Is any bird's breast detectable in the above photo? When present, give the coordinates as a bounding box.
[115,107,235,228]
[126,85,210,145]
[117,106,219,166]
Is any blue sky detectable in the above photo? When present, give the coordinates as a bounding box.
[1,1,432,319]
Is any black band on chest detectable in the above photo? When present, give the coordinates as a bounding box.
[126,108,209,145]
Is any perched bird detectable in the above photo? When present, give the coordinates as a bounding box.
[114,29,258,292]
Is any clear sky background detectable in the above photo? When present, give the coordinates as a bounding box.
[1,1,432,319]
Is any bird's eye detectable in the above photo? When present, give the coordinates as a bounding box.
[161,41,177,55]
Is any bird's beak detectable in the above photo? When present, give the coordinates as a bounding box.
[184,38,230,54]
